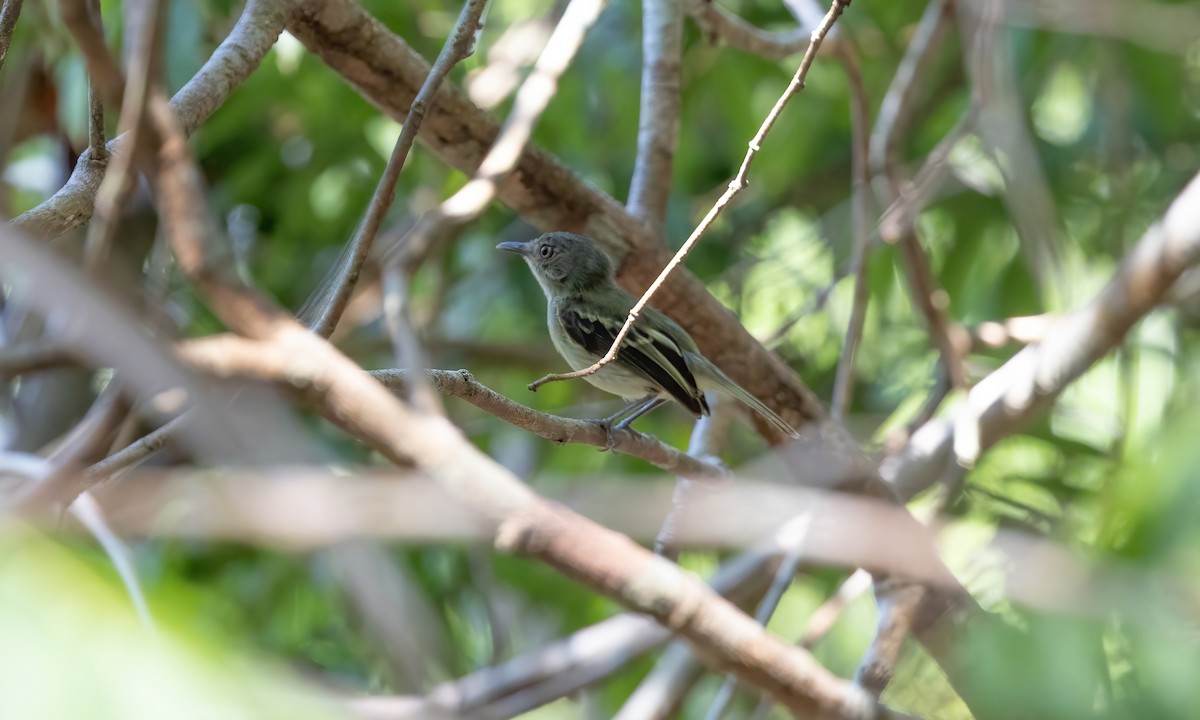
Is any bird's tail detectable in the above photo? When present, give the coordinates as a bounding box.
[688,353,800,439]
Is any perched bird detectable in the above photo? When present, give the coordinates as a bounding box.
[497,231,798,440]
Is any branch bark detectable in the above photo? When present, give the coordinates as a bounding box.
[11,0,290,239]
[627,0,683,227]
[287,0,830,437]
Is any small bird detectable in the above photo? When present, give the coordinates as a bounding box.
[497,231,798,441]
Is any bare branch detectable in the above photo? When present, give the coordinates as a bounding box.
[885,170,1200,498]
[653,394,734,559]
[305,0,490,339]
[866,0,968,392]
[84,0,164,270]
[288,0,831,434]
[375,369,729,480]
[177,333,729,479]
[0,341,75,376]
[59,0,126,105]
[684,0,815,60]
[867,0,953,179]
[139,53,891,711]
[0,0,23,74]
[87,413,187,481]
[392,0,609,272]
[627,0,683,227]
[527,0,849,392]
[11,0,290,239]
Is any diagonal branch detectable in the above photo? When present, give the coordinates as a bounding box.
[304,0,490,339]
[391,0,609,273]
[138,31,902,714]
[527,0,849,393]
[287,0,832,437]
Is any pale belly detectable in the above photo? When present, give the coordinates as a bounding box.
[547,311,661,402]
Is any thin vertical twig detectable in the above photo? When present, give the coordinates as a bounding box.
[392,0,610,270]
[829,44,871,422]
[528,0,851,392]
[305,0,491,339]
[867,0,969,392]
[84,0,163,270]
[627,0,683,227]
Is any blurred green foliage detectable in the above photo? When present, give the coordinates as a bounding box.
[4,0,1200,717]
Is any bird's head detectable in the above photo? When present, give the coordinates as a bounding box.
[496,232,614,296]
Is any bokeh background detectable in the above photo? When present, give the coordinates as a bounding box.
[3,0,1200,717]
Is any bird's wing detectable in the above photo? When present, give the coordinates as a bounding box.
[558,306,708,417]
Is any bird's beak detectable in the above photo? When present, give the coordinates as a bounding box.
[495,240,532,257]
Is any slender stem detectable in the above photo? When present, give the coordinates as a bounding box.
[306,0,490,339]
[830,45,872,422]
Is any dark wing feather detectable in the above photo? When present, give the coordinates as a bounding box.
[559,307,709,417]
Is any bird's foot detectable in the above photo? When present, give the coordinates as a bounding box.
[592,419,617,451]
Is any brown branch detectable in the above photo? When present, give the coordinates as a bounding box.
[84,0,164,270]
[877,105,976,244]
[305,0,490,339]
[143,50,899,714]
[527,0,849,392]
[867,0,969,395]
[885,170,1200,498]
[11,0,289,239]
[959,0,1064,292]
[0,0,23,74]
[350,552,777,718]
[87,413,187,481]
[750,569,874,719]
[867,0,953,180]
[627,0,683,227]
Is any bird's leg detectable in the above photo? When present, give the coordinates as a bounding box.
[613,398,667,431]
[595,395,657,450]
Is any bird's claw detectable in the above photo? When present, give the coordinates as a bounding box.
[593,419,616,451]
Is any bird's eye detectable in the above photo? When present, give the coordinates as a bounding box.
[539,245,554,258]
